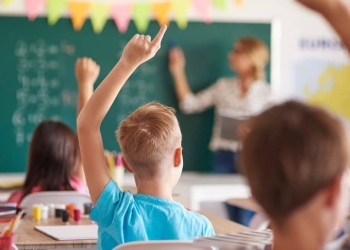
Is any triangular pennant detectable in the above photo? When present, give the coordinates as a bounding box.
[25,0,46,21]
[2,0,16,7]
[112,4,132,34]
[47,0,67,25]
[90,3,111,34]
[152,2,171,26]
[132,2,151,33]
[193,0,212,24]
[233,0,243,6]
[212,0,227,10]
[171,0,190,29]
[68,1,91,31]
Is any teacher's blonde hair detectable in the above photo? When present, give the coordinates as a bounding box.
[237,37,269,81]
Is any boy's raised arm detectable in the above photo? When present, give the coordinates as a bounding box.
[296,0,350,52]
[77,25,167,204]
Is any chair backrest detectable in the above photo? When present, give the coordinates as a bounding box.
[20,191,91,216]
[113,241,213,250]
[249,213,270,230]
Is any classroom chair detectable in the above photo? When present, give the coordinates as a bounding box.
[19,191,91,216]
[113,241,213,250]
[249,213,270,230]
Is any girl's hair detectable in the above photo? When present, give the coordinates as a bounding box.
[20,120,79,201]
[236,37,269,81]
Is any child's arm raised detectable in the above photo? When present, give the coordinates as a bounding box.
[77,25,167,204]
[75,58,100,185]
[296,0,350,52]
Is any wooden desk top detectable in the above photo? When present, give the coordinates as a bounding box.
[0,217,96,250]
[198,211,250,235]
[226,198,264,213]
[0,212,249,249]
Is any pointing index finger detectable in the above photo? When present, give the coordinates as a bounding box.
[151,25,167,47]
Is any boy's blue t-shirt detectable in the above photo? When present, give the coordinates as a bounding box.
[90,180,215,249]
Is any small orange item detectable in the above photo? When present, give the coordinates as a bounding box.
[65,204,76,218]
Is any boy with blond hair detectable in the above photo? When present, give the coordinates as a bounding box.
[241,101,350,250]
[77,25,214,249]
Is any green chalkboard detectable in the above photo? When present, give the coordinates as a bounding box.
[0,16,271,173]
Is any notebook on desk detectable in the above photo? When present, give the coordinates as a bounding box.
[34,225,98,241]
[194,230,273,250]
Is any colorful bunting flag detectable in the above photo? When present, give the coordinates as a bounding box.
[152,2,171,26]
[112,4,132,34]
[193,0,212,23]
[132,3,151,33]
[2,0,16,7]
[171,0,190,29]
[25,0,46,21]
[68,1,90,31]
[47,0,67,25]
[233,0,244,6]
[90,3,110,34]
[212,0,227,10]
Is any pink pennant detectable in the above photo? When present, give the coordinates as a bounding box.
[192,0,212,24]
[26,0,46,21]
[112,4,131,34]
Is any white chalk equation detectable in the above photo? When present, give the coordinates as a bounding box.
[12,40,67,146]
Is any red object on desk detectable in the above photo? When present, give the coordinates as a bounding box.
[73,209,81,222]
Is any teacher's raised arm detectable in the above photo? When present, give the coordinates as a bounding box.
[168,37,272,174]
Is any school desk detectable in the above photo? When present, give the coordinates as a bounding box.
[0,217,96,250]
[0,212,249,250]
[198,211,250,235]
[226,198,264,213]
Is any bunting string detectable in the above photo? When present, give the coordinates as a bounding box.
[0,0,245,33]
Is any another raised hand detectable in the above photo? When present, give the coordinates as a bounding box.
[75,58,100,89]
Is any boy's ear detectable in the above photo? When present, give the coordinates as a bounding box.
[174,148,182,168]
[325,174,342,207]
[122,157,133,173]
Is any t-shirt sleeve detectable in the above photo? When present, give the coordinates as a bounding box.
[203,219,216,236]
[90,179,132,228]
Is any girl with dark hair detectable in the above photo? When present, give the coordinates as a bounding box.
[7,57,100,203]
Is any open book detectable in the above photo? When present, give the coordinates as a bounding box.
[194,230,273,250]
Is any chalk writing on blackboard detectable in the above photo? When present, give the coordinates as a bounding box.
[12,40,63,146]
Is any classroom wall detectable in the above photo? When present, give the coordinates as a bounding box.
[1,0,348,102]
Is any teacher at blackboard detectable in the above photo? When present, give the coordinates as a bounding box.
[168,37,272,174]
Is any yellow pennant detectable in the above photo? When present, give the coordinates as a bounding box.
[233,0,243,6]
[68,1,91,31]
[152,2,171,26]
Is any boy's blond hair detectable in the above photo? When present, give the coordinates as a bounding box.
[241,101,349,227]
[117,102,182,178]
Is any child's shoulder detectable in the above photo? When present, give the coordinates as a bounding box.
[180,209,213,228]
